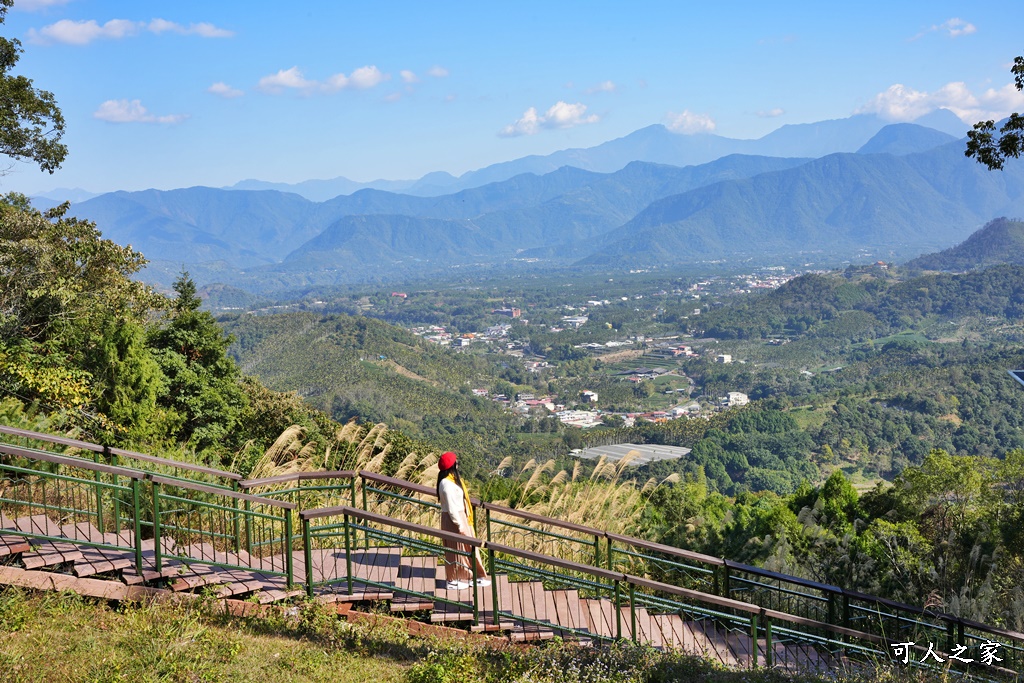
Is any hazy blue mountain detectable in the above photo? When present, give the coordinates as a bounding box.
[283,215,500,270]
[582,141,1024,267]
[910,108,969,138]
[31,187,100,203]
[228,175,428,201]
[905,218,1024,271]
[857,123,957,156]
[68,156,810,274]
[750,114,891,157]
[72,187,319,266]
[222,115,903,200]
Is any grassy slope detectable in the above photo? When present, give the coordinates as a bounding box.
[0,587,933,683]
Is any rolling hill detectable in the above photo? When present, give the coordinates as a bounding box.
[905,217,1024,271]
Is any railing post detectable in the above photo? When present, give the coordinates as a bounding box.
[488,547,499,627]
[244,499,252,557]
[471,546,480,627]
[764,614,773,669]
[827,590,836,625]
[750,612,759,668]
[606,537,614,571]
[593,533,601,567]
[152,480,163,573]
[131,478,143,574]
[956,619,964,653]
[722,562,731,599]
[349,475,357,509]
[842,592,850,631]
[93,451,105,535]
[629,582,637,643]
[106,447,121,534]
[284,511,294,590]
[485,507,492,544]
[361,482,369,550]
[344,513,353,596]
[232,497,241,553]
[303,517,314,598]
[614,580,622,640]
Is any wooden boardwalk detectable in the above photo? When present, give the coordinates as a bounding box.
[0,513,840,672]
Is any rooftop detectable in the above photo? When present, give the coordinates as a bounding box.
[576,442,692,466]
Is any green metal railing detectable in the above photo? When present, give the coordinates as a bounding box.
[0,442,146,573]
[147,476,296,585]
[0,425,242,491]
[1,433,1022,679]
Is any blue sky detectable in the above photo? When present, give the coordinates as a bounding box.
[3,0,1023,195]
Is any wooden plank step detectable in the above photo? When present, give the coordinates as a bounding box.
[549,589,588,637]
[119,537,182,584]
[14,515,85,569]
[0,532,31,558]
[392,555,436,612]
[581,597,615,639]
[62,523,135,577]
[628,606,661,648]
[697,622,742,668]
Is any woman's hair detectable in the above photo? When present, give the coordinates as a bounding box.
[436,461,462,500]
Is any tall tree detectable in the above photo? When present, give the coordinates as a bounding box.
[0,0,67,173]
[966,56,1024,170]
[148,273,246,453]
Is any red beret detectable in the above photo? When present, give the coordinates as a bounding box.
[439,451,457,471]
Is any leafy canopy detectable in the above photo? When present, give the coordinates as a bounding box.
[0,0,67,173]
[966,55,1024,170]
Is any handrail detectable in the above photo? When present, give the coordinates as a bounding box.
[487,541,623,582]
[606,531,725,567]
[149,475,297,509]
[239,470,356,489]
[301,504,482,547]
[485,502,607,538]
[0,425,241,481]
[0,442,146,480]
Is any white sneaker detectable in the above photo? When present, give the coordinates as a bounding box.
[446,580,471,590]
[475,578,491,588]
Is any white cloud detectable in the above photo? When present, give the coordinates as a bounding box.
[184,22,233,38]
[28,17,232,45]
[12,0,75,11]
[857,81,1024,123]
[258,66,316,94]
[384,92,402,103]
[756,108,785,118]
[207,82,243,98]
[427,65,449,78]
[263,65,390,95]
[585,80,617,94]
[347,65,387,89]
[400,70,418,84]
[93,99,187,124]
[912,17,977,40]
[499,101,599,137]
[665,109,717,134]
[29,18,136,45]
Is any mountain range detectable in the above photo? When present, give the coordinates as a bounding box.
[43,112,1024,293]
[218,110,967,201]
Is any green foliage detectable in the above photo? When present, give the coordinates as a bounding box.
[0,1,67,173]
[148,273,247,453]
[966,56,1024,170]
[0,196,156,413]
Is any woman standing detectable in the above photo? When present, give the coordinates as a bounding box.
[436,451,490,590]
